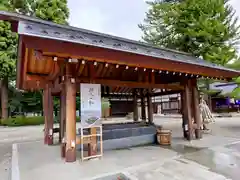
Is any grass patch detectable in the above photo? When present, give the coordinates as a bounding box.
[1,116,81,127]
[1,116,44,126]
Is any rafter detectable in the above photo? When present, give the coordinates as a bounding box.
[77,77,183,90]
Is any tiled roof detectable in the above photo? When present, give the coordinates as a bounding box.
[210,82,238,95]
[0,11,240,74]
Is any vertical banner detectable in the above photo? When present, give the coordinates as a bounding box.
[80,84,102,127]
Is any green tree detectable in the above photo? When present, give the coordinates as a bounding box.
[32,0,69,114]
[1,0,69,121]
[32,0,69,24]
[10,0,35,15]
[226,59,240,99]
[0,1,18,120]
[139,0,240,107]
[0,0,34,120]
[140,0,240,64]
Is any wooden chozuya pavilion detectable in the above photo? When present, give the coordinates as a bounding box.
[1,11,240,162]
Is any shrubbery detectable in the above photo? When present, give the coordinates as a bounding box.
[1,116,44,126]
[1,116,81,127]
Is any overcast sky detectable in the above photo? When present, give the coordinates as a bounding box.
[68,0,240,41]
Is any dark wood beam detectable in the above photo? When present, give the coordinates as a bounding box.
[76,78,183,90]
[151,90,181,97]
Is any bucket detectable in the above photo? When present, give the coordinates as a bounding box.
[156,129,171,145]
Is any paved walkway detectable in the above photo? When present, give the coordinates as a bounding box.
[1,116,240,180]
[14,134,239,180]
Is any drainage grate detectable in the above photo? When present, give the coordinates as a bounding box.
[93,173,131,180]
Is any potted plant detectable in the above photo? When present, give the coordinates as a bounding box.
[101,98,111,118]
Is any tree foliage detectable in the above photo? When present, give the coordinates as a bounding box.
[5,0,70,116]
[33,0,69,24]
[139,0,240,65]
[0,2,18,80]
[11,0,69,24]
[226,59,240,98]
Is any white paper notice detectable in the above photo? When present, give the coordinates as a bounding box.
[80,84,102,127]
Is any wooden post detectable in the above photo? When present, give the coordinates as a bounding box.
[60,87,66,144]
[180,91,188,139]
[191,79,202,139]
[147,89,153,124]
[65,75,77,162]
[43,84,54,145]
[43,89,48,144]
[183,79,193,141]
[140,89,146,122]
[133,88,139,122]
[88,127,97,156]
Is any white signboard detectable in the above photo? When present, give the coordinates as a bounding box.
[80,84,102,127]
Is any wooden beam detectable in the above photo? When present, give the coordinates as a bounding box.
[151,90,181,97]
[22,35,239,78]
[76,78,183,90]
[78,63,85,76]
[96,63,103,77]
[47,61,60,80]
[145,70,149,83]
[105,64,114,78]
[89,63,96,82]
[100,63,109,78]
[151,71,155,84]
[16,35,24,89]
[22,48,29,89]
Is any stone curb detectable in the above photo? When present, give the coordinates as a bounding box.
[11,143,20,180]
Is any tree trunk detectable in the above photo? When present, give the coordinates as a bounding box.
[1,77,8,121]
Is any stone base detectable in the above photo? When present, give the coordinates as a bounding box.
[77,122,156,151]
[195,129,203,139]
[44,134,53,145]
[65,148,76,162]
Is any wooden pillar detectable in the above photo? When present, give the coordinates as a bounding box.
[59,87,66,144]
[43,89,48,144]
[183,79,193,141]
[65,75,77,162]
[43,85,54,145]
[180,91,188,139]
[140,89,146,121]
[133,88,139,122]
[147,89,153,124]
[191,79,202,139]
